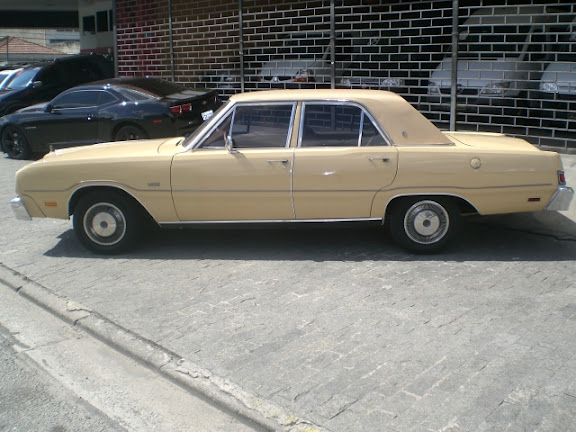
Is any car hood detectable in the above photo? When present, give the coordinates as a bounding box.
[429,58,521,88]
[540,62,576,94]
[41,137,185,162]
[444,131,541,152]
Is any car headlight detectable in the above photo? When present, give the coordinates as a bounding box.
[540,82,559,93]
[294,69,315,83]
[340,78,352,87]
[428,84,441,95]
[480,82,511,95]
[381,78,404,87]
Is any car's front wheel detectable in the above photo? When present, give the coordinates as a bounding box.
[1,125,31,160]
[73,191,143,254]
[388,197,460,253]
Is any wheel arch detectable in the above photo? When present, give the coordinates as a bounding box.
[68,185,156,225]
[383,193,478,223]
[111,122,147,141]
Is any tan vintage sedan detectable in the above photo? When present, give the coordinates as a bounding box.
[11,89,574,254]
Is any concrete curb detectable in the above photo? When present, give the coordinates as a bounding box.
[0,263,329,432]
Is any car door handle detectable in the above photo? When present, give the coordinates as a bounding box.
[368,157,390,162]
[267,159,289,167]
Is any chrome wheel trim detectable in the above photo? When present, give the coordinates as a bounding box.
[83,202,126,246]
[403,200,449,245]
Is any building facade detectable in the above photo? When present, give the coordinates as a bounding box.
[115,0,576,150]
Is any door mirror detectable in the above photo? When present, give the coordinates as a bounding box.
[32,81,43,88]
[225,135,238,154]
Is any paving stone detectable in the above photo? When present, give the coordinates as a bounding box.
[2,155,576,431]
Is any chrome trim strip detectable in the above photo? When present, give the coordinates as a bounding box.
[159,217,382,226]
[545,185,574,211]
[11,197,32,221]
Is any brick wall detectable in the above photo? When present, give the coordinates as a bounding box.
[115,0,576,150]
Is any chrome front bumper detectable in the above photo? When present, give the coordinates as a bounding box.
[545,186,574,211]
[11,197,32,221]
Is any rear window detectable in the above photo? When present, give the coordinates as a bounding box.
[115,87,158,101]
[116,79,191,96]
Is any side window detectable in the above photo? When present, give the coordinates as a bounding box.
[52,91,100,109]
[98,91,117,105]
[361,115,387,146]
[301,104,362,147]
[198,104,295,149]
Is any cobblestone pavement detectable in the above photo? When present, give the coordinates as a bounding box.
[1,153,576,432]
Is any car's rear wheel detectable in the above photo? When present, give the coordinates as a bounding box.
[1,125,31,160]
[388,197,460,253]
[73,191,143,254]
[114,125,147,141]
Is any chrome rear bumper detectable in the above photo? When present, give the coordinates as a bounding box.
[11,197,32,221]
[545,186,574,211]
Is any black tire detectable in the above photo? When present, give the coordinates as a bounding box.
[1,125,31,160]
[114,125,147,141]
[388,197,460,253]
[73,191,144,254]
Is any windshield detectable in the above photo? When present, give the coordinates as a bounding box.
[456,25,531,59]
[182,100,230,148]
[4,67,41,90]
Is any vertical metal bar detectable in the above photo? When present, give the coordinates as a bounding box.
[449,0,459,131]
[168,0,175,82]
[239,0,245,92]
[112,0,118,76]
[330,0,335,89]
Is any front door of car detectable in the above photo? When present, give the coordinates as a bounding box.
[292,103,398,219]
[25,90,101,148]
[171,103,296,221]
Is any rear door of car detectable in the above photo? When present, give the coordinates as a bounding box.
[291,102,398,219]
[171,103,296,221]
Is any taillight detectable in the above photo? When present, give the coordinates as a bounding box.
[170,103,192,115]
[558,170,566,185]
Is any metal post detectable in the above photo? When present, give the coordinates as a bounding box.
[168,0,175,82]
[330,0,335,89]
[112,0,118,76]
[239,0,245,92]
[449,0,459,131]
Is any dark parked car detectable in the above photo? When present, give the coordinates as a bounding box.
[0,54,113,116]
[0,78,221,159]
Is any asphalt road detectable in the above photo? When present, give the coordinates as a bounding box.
[1,151,576,432]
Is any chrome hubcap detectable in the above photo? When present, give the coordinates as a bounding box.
[404,200,449,245]
[83,203,126,246]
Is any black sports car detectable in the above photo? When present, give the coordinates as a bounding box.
[0,78,221,159]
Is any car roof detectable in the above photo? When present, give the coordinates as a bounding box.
[229,89,451,145]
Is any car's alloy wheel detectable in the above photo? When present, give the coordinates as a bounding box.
[1,125,31,160]
[73,191,143,254]
[389,197,460,253]
[114,125,147,141]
